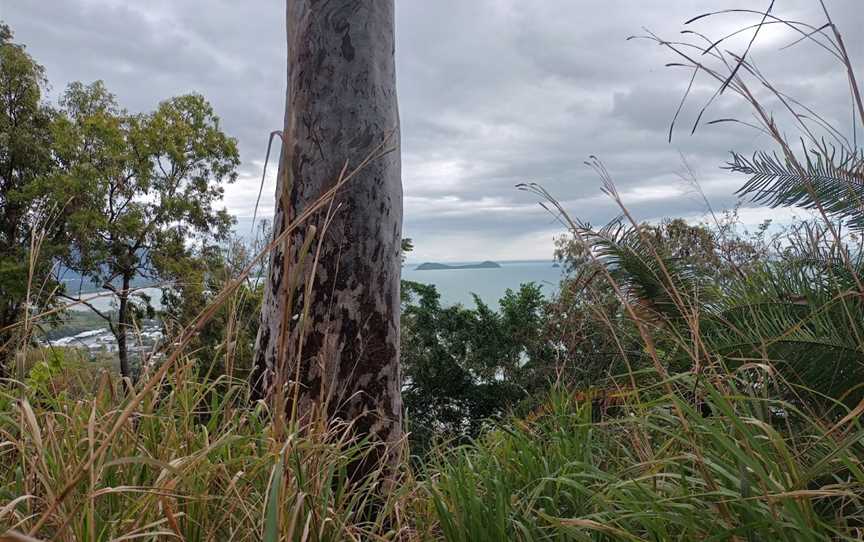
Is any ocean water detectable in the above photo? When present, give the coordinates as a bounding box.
[60,286,164,312]
[50,260,561,354]
[58,261,564,314]
[402,260,564,308]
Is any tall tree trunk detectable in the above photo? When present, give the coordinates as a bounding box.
[253,0,403,467]
[117,274,131,381]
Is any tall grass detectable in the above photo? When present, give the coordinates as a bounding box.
[428,376,864,540]
[5,366,864,540]
[0,365,417,540]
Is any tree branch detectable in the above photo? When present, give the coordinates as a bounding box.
[57,292,116,334]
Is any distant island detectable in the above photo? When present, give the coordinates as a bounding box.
[415,261,502,271]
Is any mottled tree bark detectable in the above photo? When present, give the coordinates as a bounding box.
[253,0,403,466]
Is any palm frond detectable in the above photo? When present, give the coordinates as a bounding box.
[577,221,703,323]
[702,258,864,406]
[729,148,864,229]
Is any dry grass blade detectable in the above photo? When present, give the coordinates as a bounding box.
[0,530,47,542]
[251,130,284,234]
[715,0,774,96]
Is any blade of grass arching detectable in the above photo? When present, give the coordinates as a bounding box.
[683,9,840,60]
[742,417,801,484]
[801,422,864,483]
[429,487,456,540]
[0,495,33,525]
[2,529,49,542]
[817,0,864,131]
[284,492,306,541]
[659,13,864,294]
[668,66,699,143]
[534,173,739,527]
[87,400,97,542]
[281,223,318,430]
[263,448,284,542]
[538,512,647,542]
[703,399,822,533]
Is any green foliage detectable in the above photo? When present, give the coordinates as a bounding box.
[25,349,65,391]
[160,235,265,380]
[553,208,864,413]
[401,237,414,261]
[715,140,864,410]
[5,6,864,540]
[546,195,864,415]
[731,148,864,230]
[0,22,61,369]
[50,80,240,378]
[0,23,241,380]
[55,81,240,283]
[0,22,12,44]
[5,369,864,540]
[548,218,758,383]
[401,280,552,454]
[0,368,409,540]
[428,376,864,541]
[697,221,864,411]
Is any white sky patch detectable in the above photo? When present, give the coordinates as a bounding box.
[78,0,169,25]
[224,159,278,218]
[403,157,487,195]
[672,206,819,229]
[406,195,538,218]
[617,184,684,203]
[408,228,561,263]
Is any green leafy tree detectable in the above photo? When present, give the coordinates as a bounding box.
[400,237,413,262]
[549,202,864,412]
[549,219,728,382]
[54,82,239,380]
[161,232,266,380]
[399,237,553,452]
[400,280,551,454]
[0,22,60,376]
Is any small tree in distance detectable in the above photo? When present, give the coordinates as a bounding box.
[53,81,239,381]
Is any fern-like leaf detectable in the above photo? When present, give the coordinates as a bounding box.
[729,148,864,229]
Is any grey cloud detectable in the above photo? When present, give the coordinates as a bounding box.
[4,0,862,260]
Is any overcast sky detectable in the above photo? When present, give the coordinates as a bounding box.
[4,0,862,261]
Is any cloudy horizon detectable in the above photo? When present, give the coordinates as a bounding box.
[5,0,861,262]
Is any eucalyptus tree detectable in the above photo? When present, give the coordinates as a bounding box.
[55,82,239,381]
[253,0,403,468]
